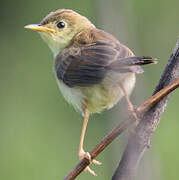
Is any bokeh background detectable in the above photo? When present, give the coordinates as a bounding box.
[1,0,179,180]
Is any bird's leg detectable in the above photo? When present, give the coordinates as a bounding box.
[119,83,138,124]
[78,108,101,176]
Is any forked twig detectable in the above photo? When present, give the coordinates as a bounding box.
[112,37,179,180]
[64,78,179,180]
[64,37,179,180]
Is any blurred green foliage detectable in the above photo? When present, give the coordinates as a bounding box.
[0,0,179,180]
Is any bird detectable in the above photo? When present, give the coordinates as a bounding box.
[24,9,157,176]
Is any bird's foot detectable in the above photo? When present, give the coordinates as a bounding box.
[127,103,139,125]
[79,149,102,176]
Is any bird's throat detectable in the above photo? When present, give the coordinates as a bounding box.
[39,32,69,57]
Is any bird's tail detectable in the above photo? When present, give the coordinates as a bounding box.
[108,56,157,73]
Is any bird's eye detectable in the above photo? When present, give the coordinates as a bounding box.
[57,21,65,29]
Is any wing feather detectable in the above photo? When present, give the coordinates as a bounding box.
[55,40,142,87]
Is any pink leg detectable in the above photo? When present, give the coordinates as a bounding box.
[78,108,101,176]
[120,83,138,124]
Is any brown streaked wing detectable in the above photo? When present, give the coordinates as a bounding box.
[55,40,140,88]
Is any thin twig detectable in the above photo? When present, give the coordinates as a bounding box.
[63,78,179,180]
[137,78,179,114]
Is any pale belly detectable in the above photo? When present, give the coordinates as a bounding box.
[55,72,136,114]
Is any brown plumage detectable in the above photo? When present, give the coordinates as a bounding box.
[25,9,157,176]
[54,27,155,113]
[54,28,153,87]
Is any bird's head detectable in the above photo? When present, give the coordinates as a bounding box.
[25,9,95,56]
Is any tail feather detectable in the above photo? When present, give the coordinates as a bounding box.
[108,56,157,73]
[126,56,157,66]
[113,56,157,66]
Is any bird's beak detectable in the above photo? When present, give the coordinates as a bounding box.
[24,24,56,33]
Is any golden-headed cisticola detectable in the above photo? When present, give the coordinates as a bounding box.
[25,9,157,176]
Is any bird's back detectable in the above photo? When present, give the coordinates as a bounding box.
[73,28,144,74]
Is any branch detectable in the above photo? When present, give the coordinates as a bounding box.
[112,38,179,180]
[63,37,179,180]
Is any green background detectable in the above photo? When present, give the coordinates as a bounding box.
[0,0,179,179]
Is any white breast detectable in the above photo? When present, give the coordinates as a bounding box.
[55,77,84,113]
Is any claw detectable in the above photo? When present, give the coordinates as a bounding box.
[84,166,97,176]
[79,150,91,161]
[79,149,102,176]
[128,105,139,125]
[92,159,102,165]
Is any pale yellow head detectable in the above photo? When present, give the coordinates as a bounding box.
[25,9,95,55]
